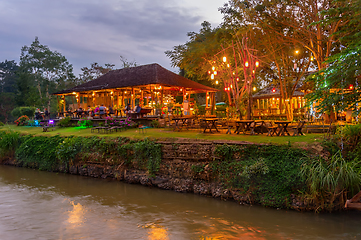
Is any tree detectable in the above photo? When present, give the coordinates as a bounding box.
[119,55,137,68]
[306,0,361,117]
[78,62,115,84]
[19,37,76,111]
[0,60,18,122]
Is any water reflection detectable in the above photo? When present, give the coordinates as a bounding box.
[0,165,360,239]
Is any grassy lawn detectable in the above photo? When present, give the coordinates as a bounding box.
[1,124,324,145]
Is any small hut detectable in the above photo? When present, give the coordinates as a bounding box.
[252,85,306,118]
[54,63,218,116]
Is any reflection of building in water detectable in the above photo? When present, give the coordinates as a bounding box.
[68,201,85,225]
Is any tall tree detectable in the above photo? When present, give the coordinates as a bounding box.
[19,37,75,111]
[78,62,115,84]
[0,60,18,122]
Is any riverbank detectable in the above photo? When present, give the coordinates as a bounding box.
[0,130,346,212]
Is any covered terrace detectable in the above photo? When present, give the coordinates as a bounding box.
[53,63,218,118]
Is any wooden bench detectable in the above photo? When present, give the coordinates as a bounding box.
[292,120,306,136]
[264,121,278,136]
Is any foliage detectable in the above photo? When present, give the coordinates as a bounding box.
[151,120,160,128]
[12,106,36,119]
[132,138,162,176]
[105,116,137,129]
[14,115,30,126]
[212,144,307,207]
[56,136,85,167]
[0,130,20,159]
[18,37,76,111]
[78,62,115,84]
[77,118,93,128]
[0,60,18,123]
[16,135,63,171]
[300,151,361,211]
[0,122,3,126]
[57,117,72,127]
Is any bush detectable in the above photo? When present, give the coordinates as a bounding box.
[0,121,4,126]
[14,115,30,126]
[57,117,72,127]
[0,130,20,158]
[11,107,36,119]
[77,118,93,128]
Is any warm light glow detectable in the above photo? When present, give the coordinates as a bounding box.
[236,77,239,82]
[211,74,214,80]
[110,91,113,95]
[255,61,260,68]
[214,71,217,75]
[224,87,227,91]
[244,61,249,68]
[230,84,233,88]
[272,87,276,93]
[252,70,255,74]
[227,64,230,68]
[208,70,211,75]
[227,87,230,91]
[72,92,76,95]
[125,91,127,94]
[180,88,183,91]
[295,50,299,54]
[212,66,215,71]
[253,86,257,91]
[349,84,354,90]
[310,55,314,61]
[223,56,227,62]
[215,80,219,84]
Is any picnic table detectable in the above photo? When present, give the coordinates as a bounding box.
[274,121,291,136]
[172,116,193,131]
[202,118,219,133]
[234,120,254,134]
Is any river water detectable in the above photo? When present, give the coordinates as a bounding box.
[0,165,360,240]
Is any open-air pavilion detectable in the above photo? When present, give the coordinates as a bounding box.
[54,63,218,118]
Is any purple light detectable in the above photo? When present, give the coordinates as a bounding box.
[49,120,54,125]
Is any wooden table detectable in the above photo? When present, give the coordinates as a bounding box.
[274,121,291,136]
[253,120,265,134]
[202,118,219,133]
[235,120,254,134]
[172,116,193,131]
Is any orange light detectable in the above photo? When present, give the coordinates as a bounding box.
[215,80,219,84]
[224,87,227,91]
[214,71,217,75]
[349,84,354,90]
[255,61,260,68]
[244,61,249,68]
[212,66,215,71]
[230,84,233,89]
[211,74,214,80]
[272,87,276,93]
[208,70,211,75]
[228,87,230,91]
[223,56,227,62]
[236,77,239,82]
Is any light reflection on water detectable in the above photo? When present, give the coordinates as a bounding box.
[0,165,360,240]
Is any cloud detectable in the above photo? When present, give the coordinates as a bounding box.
[0,0,224,74]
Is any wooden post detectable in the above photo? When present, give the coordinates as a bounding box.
[141,89,144,106]
[131,87,134,109]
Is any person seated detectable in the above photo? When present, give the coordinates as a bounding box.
[77,107,83,118]
[98,104,106,118]
[44,108,50,120]
[35,108,42,120]
[87,106,93,117]
[124,104,131,114]
[108,105,114,116]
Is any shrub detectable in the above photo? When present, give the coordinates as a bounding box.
[301,151,361,212]
[0,121,4,126]
[57,117,72,127]
[0,130,20,158]
[77,118,93,128]
[11,107,36,119]
[14,115,30,126]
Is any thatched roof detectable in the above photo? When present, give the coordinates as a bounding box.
[252,85,304,99]
[54,63,218,94]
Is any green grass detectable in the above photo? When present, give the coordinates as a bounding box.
[0,124,323,145]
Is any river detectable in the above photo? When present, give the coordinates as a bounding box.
[0,165,360,240]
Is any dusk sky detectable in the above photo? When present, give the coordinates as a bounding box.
[1,0,226,75]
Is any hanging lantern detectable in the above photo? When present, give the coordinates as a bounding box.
[223,56,227,62]
[214,71,217,76]
[215,80,219,84]
[272,87,276,93]
[211,74,214,80]
[349,84,354,90]
[212,66,215,71]
[255,60,260,68]
[244,61,249,68]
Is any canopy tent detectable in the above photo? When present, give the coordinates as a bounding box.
[54,63,218,115]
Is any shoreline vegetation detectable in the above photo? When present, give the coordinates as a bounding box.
[0,125,360,212]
